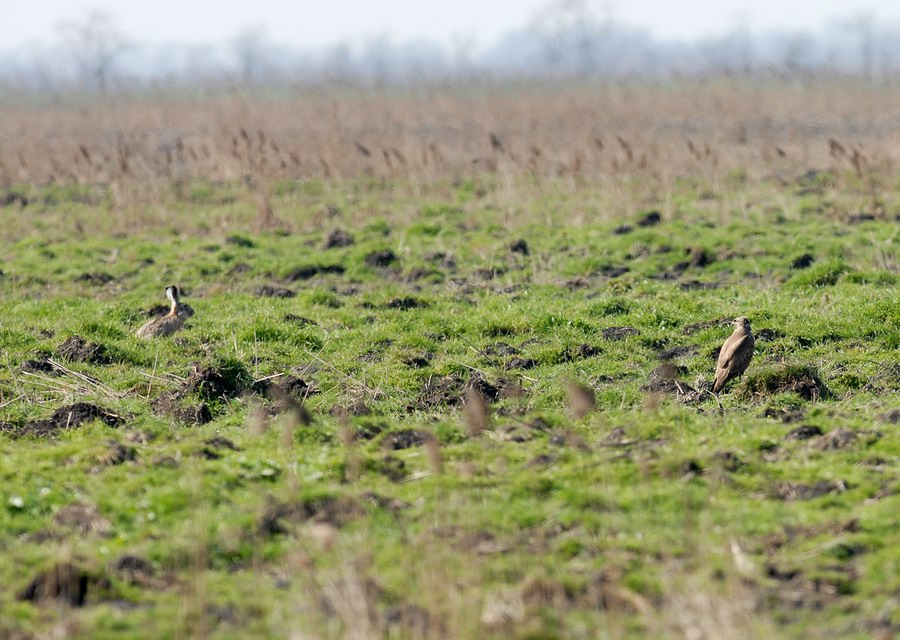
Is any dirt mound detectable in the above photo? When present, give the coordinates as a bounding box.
[641,363,692,394]
[283,313,317,326]
[56,335,112,365]
[384,296,429,310]
[255,285,295,298]
[813,428,858,450]
[738,365,830,401]
[323,228,355,248]
[561,343,601,361]
[18,562,110,607]
[285,264,346,281]
[679,279,718,291]
[182,363,248,402]
[761,407,806,423]
[681,317,732,334]
[506,357,538,370]
[259,495,361,535]
[410,373,506,411]
[790,253,815,269]
[364,250,398,268]
[201,437,240,459]
[636,210,662,226]
[602,326,638,341]
[225,234,254,248]
[21,357,57,374]
[251,374,319,399]
[76,272,113,285]
[23,403,124,437]
[785,425,822,440]
[772,480,846,501]
[509,239,529,255]
[53,503,112,536]
[151,393,212,425]
[110,555,160,588]
[381,430,427,450]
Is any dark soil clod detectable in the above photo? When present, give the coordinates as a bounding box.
[755,328,785,342]
[110,555,157,587]
[382,429,427,450]
[385,297,429,310]
[151,393,213,425]
[685,246,712,267]
[403,353,432,368]
[680,279,718,290]
[509,239,529,255]
[846,212,876,224]
[739,365,830,401]
[205,436,240,451]
[22,358,57,374]
[598,265,629,278]
[786,425,823,440]
[259,495,360,536]
[506,357,538,370]
[636,210,662,226]
[762,407,806,423]
[76,272,114,285]
[18,563,109,607]
[681,317,733,334]
[56,335,112,365]
[283,314,317,326]
[612,224,633,235]
[364,250,398,268]
[23,403,124,437]
[255,285,295,298]
[641,363,692,394]
[183,363,248,402]
[410,373,505,411]
[602,326,638,341]
[285,264,346,281]
[323,228,355,249]
[225,235,255,248]
[772,480,847,501]
[790,253,815,269]
[813,428,858,450]
[53,503,112,536]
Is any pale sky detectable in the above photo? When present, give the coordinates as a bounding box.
[5,0,899,50]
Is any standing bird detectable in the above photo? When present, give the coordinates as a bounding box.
[136,285,194,339]
[713,316,755,393]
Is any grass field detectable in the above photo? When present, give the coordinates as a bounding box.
[0,82,898,639]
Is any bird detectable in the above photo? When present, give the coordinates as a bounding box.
[713,316,755,393]
[135,285,194,339]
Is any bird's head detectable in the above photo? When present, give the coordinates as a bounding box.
[734,316,751,332]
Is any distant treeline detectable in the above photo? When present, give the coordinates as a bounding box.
[1,7,898,94]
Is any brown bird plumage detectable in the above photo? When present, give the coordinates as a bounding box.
[136,285,194,339]
[713,316,755,393]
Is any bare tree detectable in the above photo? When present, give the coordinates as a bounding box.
[529,0,613,76]
[232,26,269,85]
[58,9,129,93]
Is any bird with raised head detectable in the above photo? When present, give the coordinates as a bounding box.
[713,316,755,393]
[136,285,194,339]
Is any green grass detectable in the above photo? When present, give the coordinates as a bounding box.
[0,176,898,639]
